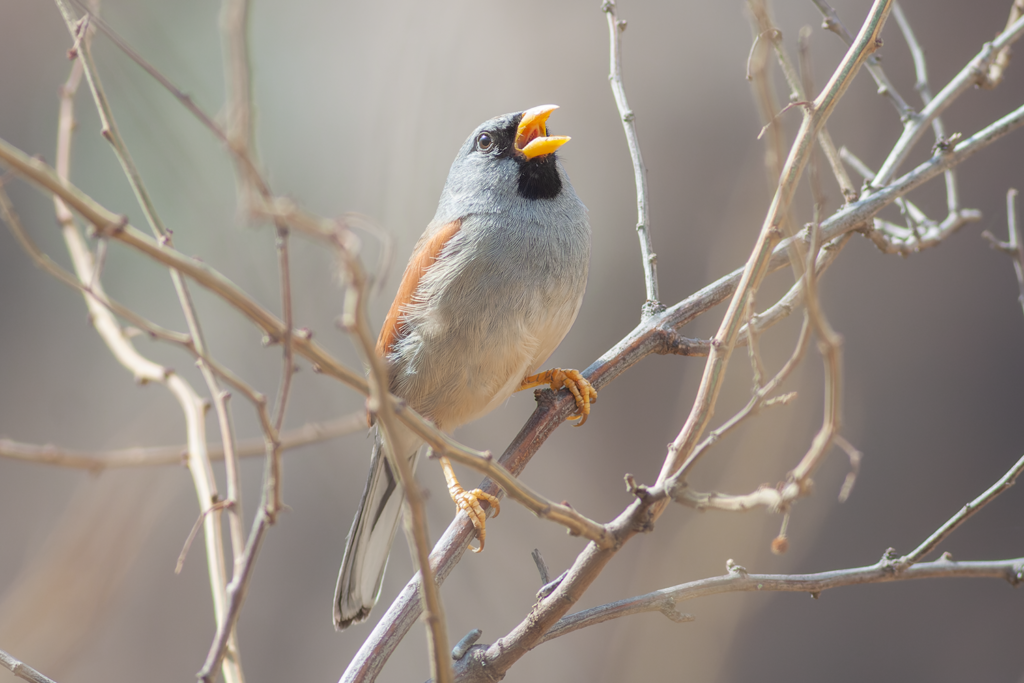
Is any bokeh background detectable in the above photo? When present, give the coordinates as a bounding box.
[2,1,1022,682]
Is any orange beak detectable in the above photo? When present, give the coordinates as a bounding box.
[515,104,571,160]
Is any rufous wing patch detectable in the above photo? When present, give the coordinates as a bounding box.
[375,219,462,358]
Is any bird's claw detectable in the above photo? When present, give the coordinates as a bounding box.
[521,368,597,426]
[553,368,597,426]
[454,488,501,552]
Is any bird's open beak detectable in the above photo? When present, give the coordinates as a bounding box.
[516,104,571,160]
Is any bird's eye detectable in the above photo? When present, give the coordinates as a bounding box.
[476,132,495,152]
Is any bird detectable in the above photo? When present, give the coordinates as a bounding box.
[334,104,595,630]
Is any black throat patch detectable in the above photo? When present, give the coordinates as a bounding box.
[517,153,562,200]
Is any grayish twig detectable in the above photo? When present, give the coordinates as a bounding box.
[602,0,660,313]
[52,8,248,677]
[0,414,365,470]
[0,649,59,683]
[1004,189,1024,318]
[873,13,1024,186]
[898,448,1024,569]
[979,0,1024,89]
[840,146,981,254]
[811,0,915,120]
[662,0,892,490]
[540,555,1024,644]
[334,222,453,683]
[892,3,960,218]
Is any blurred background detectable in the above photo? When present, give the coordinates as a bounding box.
[1,1,1022,681]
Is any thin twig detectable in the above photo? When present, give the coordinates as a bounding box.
[0,413,366,470]
[873,13,1024,186]
[978,0,1024,88]
[219,0,259,215]
[1007,189,1024,319]
[333,221,453,683]
[746,3,787,198]
[892,2,961,217]
[840,146,981,254]
[0,649,60,683]
[52,8,248,674]
[811,0,915,120]
[662,0,892,489]
[896,454,1024,569]
[540,555,1024,644]
[603,0,661,313]
[197,505,271,682]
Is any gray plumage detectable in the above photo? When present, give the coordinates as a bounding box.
[334,108,589,630]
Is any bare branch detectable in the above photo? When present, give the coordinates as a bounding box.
[985,189,1024,319]
[540,555,1024,644]
[662,0,892,488]
[978,0,1024,88]
[873,13,1024,186]
[0,414,366,470]
[602,0,660,312]
[897,450,1024,569]
[811,0,915,120]
[891,3,962,218]
[0,649,59,683]
[53,8,250,673]
[334,222,453,683]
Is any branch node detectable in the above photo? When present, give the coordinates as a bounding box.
[726,559,748,577]
[537,570,568,599]
[624,473,650,501]
[931,132,963,155]
[1012,563,1024,587]
[659,599,695,624]
[880,547,900,573]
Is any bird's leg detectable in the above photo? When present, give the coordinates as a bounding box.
[439,456,501,552]
[519,368,597,426]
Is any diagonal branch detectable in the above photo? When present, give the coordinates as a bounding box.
[896,452,1024,570]
[0,649,59,683]
[660,0,892,488]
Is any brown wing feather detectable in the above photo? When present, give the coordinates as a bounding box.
[376,219,462,358]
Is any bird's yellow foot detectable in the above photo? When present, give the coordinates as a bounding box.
[440,456,500,552]
[520,368,597,426]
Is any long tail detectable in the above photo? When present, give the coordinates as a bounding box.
[334,425,421,630]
